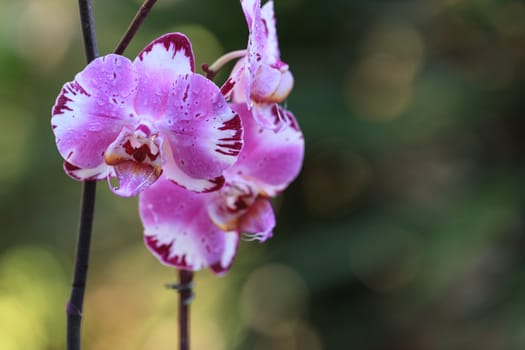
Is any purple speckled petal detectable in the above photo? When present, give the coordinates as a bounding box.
[225,58,247,103]
[240,0,258,28]
[261,0,280,60]
[269,67,294,102]
[51,54,137,170]
[109,161,162,197]
[250,64,282,103]
[238,197,275,242]
[140,177,239,274]
[239,0,265,103]
[237,0,293,105]
[102,125,163,196]
[133,33,195,119]
[63,161,113,181]
[160,74,243,192]
[207,181,257,231]
[225,103,304,196]
[206,182,274,242]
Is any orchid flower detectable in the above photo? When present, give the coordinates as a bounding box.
[210,0,293,130]
[139,103,304,273]
[51,33,242,197]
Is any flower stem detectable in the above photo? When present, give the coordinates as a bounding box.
[178,270,194,350]
[78,0,99,63]
[66,181,97,350]
[114,0,158,55]
[66,1,99,349]
[67,0,160,348]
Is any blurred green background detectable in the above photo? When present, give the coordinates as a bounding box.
[1,0,525,349]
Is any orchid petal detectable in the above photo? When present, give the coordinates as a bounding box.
[243,0,266,102]
[51,54,137,170]
[207,182,275,242]
[140,177,239,274]
[240,0,258,28]
[261,1,280,60]
[207,182,257,231]
[63,161,113,181]
[269,68,294,102]
[225,58,247,103]
[226,103,304,196]
[238,197,275,242]
[250,64,282,103]
[133,33,195,118]
[110,160,162,197]
[236,0,292,106]
[160,74,243,192]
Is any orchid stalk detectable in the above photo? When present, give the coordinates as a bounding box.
[114,0,158,55]
[178,270,194,350]
[65,0,159,348]
[66,2,98,349]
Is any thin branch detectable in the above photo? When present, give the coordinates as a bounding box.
[114,0,158,55]
[167,271,195,350]
[66,180,97,350]
[178,270,194,350]
[78,0,98,63]
[66,1,99,348]
[66,0,159,348]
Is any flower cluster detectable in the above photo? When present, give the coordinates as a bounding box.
[51,0,304,274]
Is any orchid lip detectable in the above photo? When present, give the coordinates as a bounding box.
[224,182,256,212]
[104,125,162,167]
[207,181,260,231]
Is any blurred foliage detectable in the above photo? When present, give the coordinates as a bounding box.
[1,0,525,349]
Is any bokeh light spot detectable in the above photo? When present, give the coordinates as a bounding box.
[251,322,324,350]
[0,245,67,350]
[15,0,75,71]
[303,146,371,217]
[240,264,309,336]
[346,20,425,121]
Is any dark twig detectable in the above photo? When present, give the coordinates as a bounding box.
[167,270,195,350]
[78,0,98,63]
[114,0,158,55]
[66,181,97,350]
[178,270,193,350]
[66,1,99,349]
[67,0,160,348]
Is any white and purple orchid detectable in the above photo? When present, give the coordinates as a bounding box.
[51,33,243,196]
[139,104,304,274]
[51,1,303,275]
[225,0,294,130]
